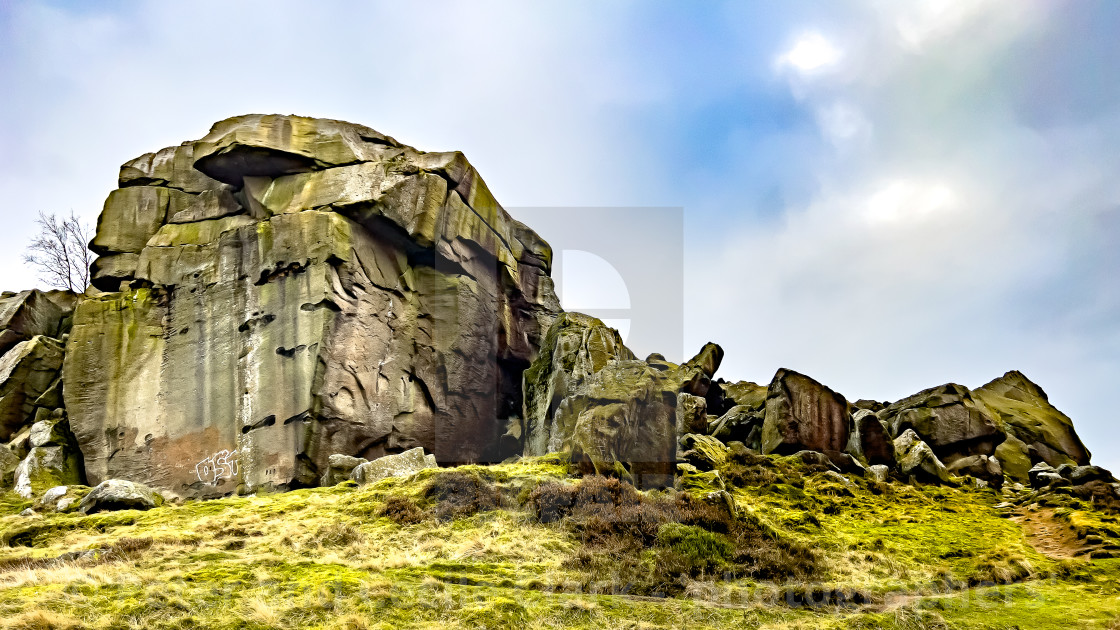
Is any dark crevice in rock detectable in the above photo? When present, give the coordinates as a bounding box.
[241,415,276,434]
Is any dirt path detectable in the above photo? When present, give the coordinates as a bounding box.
[1010,507,1087,559]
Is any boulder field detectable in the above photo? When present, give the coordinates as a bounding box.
[0,114,1113,505]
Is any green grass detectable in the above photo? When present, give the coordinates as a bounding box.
[0,453,1117,629]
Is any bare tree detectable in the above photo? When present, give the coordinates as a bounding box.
[23,211,94,293]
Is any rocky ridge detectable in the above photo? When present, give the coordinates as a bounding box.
[0,114,1113,515]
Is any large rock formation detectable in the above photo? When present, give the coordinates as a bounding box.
[65,114,560,498]
[879,384,1003,465]
[522,313,722,488]
[973,371,1090,480]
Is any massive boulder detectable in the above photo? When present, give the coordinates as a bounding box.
[973,371,1091,479]
[521,313,634,455]
[761,369,850,456]
[65,114,560,498]
[522,312,722,488]
[880,384,1003,464]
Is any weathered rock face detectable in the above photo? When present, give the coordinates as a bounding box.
[880,384,1003,464]
[0,291,73,356]
[66,114,560,498]
[761,369,850,456]
[522,312,722,487]
[0,337,66,441]
[973,371,1091,477]
[521,313,634,456]
[846,409,895,467]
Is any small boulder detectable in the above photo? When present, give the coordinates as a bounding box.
[894,429,952,485]
[1028,462,1056,488]
[1035,471,1070,488]
[868,465,890,483]
[825,451,867,477]
[1070,465,1115,485]
[28,410,73,448]
[708,405,765,448]
[679,434,729,471]
[350,447,436,485]
[78,479,164,514]
[946,454,1003,489]
[14,445,82,498]
[320,454,368,486]
[793,450,840,472]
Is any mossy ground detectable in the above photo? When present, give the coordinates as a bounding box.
[0,453,1117,629]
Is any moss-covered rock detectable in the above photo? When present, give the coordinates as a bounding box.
[881,383,1003,463]
[974,370,1091,478]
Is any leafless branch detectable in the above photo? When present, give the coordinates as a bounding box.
[23,211,94,292]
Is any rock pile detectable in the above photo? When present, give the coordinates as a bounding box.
[0,291,83,497]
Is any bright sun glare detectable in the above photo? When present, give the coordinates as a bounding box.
[778,32,842,72]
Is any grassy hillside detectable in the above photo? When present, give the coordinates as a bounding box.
[0,454,1117,630]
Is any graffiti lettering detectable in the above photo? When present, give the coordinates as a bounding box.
[195,449,239,484]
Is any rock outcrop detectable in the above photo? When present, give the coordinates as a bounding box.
[761,369,850,456]
[65,114,560,498]
[879,384,1003,464]
[522,313,722,488]
[973,371,1091,479]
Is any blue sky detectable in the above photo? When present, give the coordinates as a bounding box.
[1,0,1117,471]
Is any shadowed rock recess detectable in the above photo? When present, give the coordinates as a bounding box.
[0,115,1113,509]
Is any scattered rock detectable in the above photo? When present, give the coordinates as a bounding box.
[868,465,890,483]
[946,454,1003,489]
[78,479,164,514]
[708,404,764,447]
[350,447,437,485]
[1028,462,1056,488]
[1070,466,1114,485]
